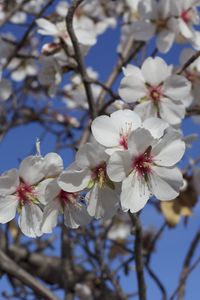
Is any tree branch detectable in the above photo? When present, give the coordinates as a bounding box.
[0,249,59,300]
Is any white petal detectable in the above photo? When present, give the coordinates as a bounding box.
[107,151,132,182]
[119,75,147,103]
[131,21,155,41]
[121,173,150,213]
[41,199,61,233]
[141,56,171,85]
[110,109,142,132]
[0,168,19,195]
[19,155,45,185]
[66,202,92,226]
[163,75,191,101]
[159,98,185,125]
[128,128,154,157]
[149,166,183,200]
[152,129,185,166]
[179,48,195,65]
[86,184,119,219]
[18,204,43,238]
[143,117,169,139]
[91,115,120,147]
[36,18,59,36]
[134,101,157,120]
[178,19,193,39]
[122,65,143,78]
[35,178,55,205]
[85,184,98,218]
[63,204,79,228]
[156,30,175,53]
[0,195,18,223]
[58,167,91,192]
[11,68,26,82]
[43,153,63,177]
[75,143,108,169]
[75,27,97,46]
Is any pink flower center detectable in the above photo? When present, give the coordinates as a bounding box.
[16,182,35,205]
[91,162,107,179]
[149,85,163,103]
[119,135,128,150]
[181,9,193,23]
[58,190,76,205]
[132,150,153,177]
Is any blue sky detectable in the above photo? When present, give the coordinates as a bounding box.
[0,1,200,299]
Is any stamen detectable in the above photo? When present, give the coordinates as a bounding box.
[119,122,132,150]
[132,150,153,177]
[181,9,193,23]
[58,190,76,205]
[149,85,163,103]
[16,182,36,205]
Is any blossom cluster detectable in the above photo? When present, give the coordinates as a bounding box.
[0,103,188,237]
[121,0,200,53]
[0,0,200,238]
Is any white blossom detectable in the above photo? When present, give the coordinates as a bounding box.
[41,179,91,233]
[91,109,168,155]
[119,56,191,125]
[0,153,63,237]
[58,143,120,220]
[107,128,185,213]
[36,17,97,50]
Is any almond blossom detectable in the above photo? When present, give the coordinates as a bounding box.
[179,48,200,107]
[36,16,97,53]
[107,128,185,213]
[131,0,200,52]
[170,0,200,49]
[58,143,120,220]
[91,109,168,154]
[0,153,63,237]
[41,178,91,233]
[119,56,191,125]
[130,0,176,53]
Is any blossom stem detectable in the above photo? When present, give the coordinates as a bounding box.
[177,50,200,75]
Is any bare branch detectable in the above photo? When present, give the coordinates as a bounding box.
[66,0,96,119]
[0,249,59,300]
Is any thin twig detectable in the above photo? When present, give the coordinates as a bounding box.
[66,0,96,119]
[145,264,167,300]
[3,0,55,69]
[177,50,200,74]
